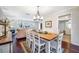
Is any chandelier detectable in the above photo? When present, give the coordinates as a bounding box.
[33,6,43,21]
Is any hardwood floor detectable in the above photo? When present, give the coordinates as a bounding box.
[16,38,31,53]
[62,35,71,53]
[16,34,79,53]
[69,43,79,53]
[16,35,71,53]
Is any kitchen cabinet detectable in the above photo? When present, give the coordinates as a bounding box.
[0,32,13,53]
[0,43,13,53]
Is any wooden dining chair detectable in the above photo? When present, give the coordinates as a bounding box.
[50,33,64,53]
[33,32,46,53]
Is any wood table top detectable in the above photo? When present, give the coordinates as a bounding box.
[39,33,57,41]
[17,29,57,41]
[0,32,12,45]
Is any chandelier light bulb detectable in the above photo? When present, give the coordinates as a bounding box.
[33,6,43,21]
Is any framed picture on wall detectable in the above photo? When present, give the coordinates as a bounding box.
[45,21,52,28]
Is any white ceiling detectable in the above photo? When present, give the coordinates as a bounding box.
[0,6,76,20]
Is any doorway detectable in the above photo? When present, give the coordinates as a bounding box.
[58,20,71,52]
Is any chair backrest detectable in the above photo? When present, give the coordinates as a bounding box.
[34,32,40,44]
[29,32,35,41]
[26,30,30,47]
[26,29,33,40]
[26,31,34,49]
[26,31,30,40]
[57,33,64,53]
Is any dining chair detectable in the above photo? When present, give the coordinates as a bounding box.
[50,33,64,53]
[26,30,34,52]
[26,31,31,48]
[29,32,35,52]
[11,29,17,53]
[33,32,46,53]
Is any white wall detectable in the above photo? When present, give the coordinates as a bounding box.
[0,8,6,20]
[71,7,79,46]
[42,16,58,33]
[54,8,71,34]
[42,8,71,34]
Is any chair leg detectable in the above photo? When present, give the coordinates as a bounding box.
[38,46,40,53]
[57,47,62,53]
[47,42,51,53]
[27,40,30,48]
[32,42,35,53]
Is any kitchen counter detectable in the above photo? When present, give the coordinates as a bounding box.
[16,29,26,39]
[0,31,12,45]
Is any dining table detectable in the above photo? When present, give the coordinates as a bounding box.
[16,29,58,53]
[36,31,58,53]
